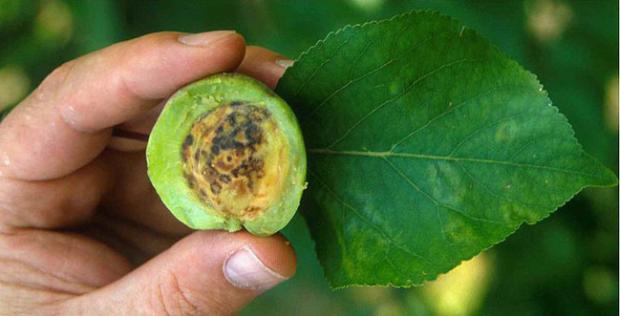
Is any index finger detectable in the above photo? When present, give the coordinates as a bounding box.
[0,31,246,180]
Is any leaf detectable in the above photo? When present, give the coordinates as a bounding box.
[275,11,618,288]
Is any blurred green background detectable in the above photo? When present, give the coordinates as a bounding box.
[0,0,617,315]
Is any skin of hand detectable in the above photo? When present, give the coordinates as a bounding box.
[0,31,297,316]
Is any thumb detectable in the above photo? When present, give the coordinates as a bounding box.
[66,231,296,315]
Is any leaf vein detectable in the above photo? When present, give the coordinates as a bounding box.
[307,58,396,118]
[308,148,597,178]
[309,170,431,264]
[447,111,535,157]
[291,36,355,99]
[457,161,551,210]
[383,157,501,224]
[390,83,535,151]
[325,58,479,149]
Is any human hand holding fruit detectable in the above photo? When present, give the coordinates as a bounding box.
[0,31,297,315]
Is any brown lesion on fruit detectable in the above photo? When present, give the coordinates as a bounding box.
[181,101,289,220]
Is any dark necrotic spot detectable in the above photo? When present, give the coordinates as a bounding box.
[183,134,194,148]
[211,144,220,155]
[245,123,261,144]
[201,168,217,180]
[227,112,237,125]
[219,174,231,184]
[233,162,249,176]
[185,173,196,189]
[211,182,221,194]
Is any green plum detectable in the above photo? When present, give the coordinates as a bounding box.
[146,73,306,236]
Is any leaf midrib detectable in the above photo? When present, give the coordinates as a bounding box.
[307,148,596,178]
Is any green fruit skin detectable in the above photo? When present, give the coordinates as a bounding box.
[146,73,306,236]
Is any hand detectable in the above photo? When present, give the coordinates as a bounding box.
[0,31,296,315]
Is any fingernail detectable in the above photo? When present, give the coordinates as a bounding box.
[178,30,236,47]
[224,246,287,291]
[275,59,294,69]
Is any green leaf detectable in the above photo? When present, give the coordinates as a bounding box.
[275,11,618,288]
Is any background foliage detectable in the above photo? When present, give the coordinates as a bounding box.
[0,1,617,315]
